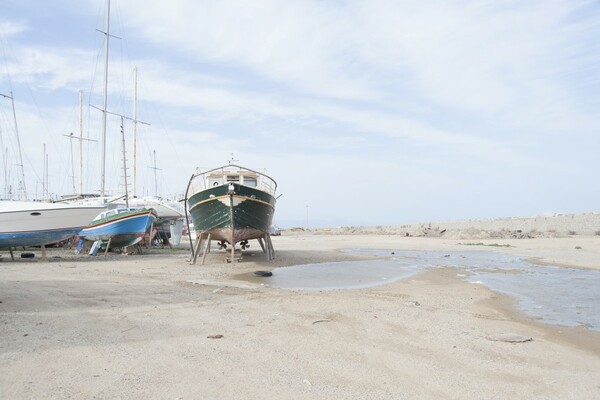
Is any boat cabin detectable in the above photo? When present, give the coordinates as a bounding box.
[189,164,277,197]
[208,172,258,188]
[92,207,138,221]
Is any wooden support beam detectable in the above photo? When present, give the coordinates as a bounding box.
[266,234,275,260]
[191,233,204,265]
[40,244,47,261]
[103,238,112,256]
[200,233,211,265]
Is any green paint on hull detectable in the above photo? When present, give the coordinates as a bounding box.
[187,183,276,243]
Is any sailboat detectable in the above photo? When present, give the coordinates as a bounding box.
[0,200,106,248]
[78,118,157,251]
[125,72,184,244]
[78,206,157,249]
[77,0,156,253]
[1,82,105,251]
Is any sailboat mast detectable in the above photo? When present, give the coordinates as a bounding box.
[79,89,84,194]
[42,143,46,198]
[132,66,138,197]
[68,132,75,194]
[45,147,49,198]
[7,91,27,199]
[120,117,129,208]
[0,123,6,198]
[153,149,158,197]
[100,0,110,197]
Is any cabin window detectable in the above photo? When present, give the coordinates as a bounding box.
[243,177,257,188]
[226,175,239,183]
[97,210,116,220]
[209,177,223,187]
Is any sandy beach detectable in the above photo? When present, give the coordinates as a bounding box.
[1,234,599,399]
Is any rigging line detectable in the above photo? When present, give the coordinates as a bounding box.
[0,37,27,198]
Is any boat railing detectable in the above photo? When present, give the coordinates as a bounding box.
[257,178,276,195]
[189,164,277,196]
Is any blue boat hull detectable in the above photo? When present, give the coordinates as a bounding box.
[0,201,106,249]
[79,210,156,248]
[0,228,82,248]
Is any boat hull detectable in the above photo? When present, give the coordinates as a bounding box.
[0,201,106,248]
[127,196,184,227]
[187,183,276,244]
[79,209,157,248]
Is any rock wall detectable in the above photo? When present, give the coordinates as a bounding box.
[399,213,600,235]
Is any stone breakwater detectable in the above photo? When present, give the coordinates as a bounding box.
[302,212,600,238]
[399,212,600,236]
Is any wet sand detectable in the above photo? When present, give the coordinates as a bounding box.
[1,235,599,399]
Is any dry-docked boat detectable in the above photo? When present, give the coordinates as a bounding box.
[185,163,277,263]
[78,207,157,250]
[0,200,106,249]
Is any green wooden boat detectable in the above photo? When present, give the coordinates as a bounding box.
[185,164,277,263]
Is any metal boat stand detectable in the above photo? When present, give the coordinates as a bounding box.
[190,232,275,265]
[226,245,242,263]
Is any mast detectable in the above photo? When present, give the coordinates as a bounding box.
[0,91,27,199]
[153,150,157,197]
[79,89,83,194]
[100,0,110,197]
[3,147,7,199]
[130,67,150,195]
[120,116,129,207]
[150,149,161,197]
[0,123,6,198]
[68,133,76,194]
[45,147,49,198]
[10,92,26,199]
[42,143,46,198]
[64,90,96,195]
[132,66,138,196]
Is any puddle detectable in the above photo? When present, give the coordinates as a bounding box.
[268,259,422,291]
[268,250,600,331]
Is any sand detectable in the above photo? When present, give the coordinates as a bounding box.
[1,234,599,399]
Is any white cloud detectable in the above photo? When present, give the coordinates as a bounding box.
[0,19,28,38]
[2,46,98,90]
[1,0,599,223]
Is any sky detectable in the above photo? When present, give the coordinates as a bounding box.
[0,0,599,228]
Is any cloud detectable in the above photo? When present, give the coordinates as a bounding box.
[1,1,599,222]
[1,46,99,91]
[0,19,28,38]
[109,0,600,143]
[118,0,379,100]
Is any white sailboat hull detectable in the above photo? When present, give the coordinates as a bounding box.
[0,201,106,248]
[128,197,183,221]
